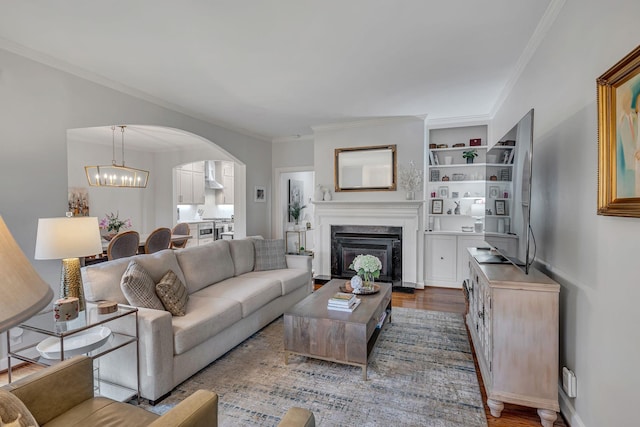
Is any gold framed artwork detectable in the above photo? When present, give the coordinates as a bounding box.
[597,44,640,217]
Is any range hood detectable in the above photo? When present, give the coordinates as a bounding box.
[205,161,224,189]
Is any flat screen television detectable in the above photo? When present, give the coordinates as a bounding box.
[481,109,534,273]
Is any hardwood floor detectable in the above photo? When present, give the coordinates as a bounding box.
[2,286,567,426]
[391,286,568,427]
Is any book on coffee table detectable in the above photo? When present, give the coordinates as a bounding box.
[328,292,356,307]
[328,298,361,312]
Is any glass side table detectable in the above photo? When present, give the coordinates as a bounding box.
[7,303,139,403]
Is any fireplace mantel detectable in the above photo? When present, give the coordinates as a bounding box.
[313,200,424,286]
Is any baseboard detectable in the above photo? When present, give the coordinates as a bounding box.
[558,383,586,427]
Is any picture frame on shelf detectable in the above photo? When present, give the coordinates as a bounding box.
[489,186,499,198]
[495,199,506,215]
[438,186,449,198]
[597,44,640,217]
[430,169,440,182]
[254,185,266,203]
[431,199,443,214]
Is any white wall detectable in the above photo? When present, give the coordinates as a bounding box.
[0,48,269,298]
[493,1,640,425]
[313,117,425,201]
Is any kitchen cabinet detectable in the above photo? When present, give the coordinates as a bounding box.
[466,248,559,427]
[215,161,234,205]
[176,162,205,205]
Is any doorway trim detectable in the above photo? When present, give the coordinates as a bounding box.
[272,166,314,240]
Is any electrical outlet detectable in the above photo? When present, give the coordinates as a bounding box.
[562,367,577,398]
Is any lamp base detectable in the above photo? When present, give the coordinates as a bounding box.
[60,258,86,312]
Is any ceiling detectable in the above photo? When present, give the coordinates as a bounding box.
[0,1,555,141]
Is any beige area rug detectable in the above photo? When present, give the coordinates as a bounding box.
[142,307,487,426]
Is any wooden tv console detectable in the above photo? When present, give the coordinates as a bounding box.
[465,248,560,427]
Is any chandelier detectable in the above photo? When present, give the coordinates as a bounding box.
[85,125,149,188]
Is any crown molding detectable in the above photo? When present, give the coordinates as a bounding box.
[311,115,425,133]
[0,37,271,142]
[272,134,314,143]
[426,114,492,128]
[490,0,566,117]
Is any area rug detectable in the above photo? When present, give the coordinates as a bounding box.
[142,308,487,426]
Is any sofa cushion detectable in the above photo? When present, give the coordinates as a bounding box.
[156,270,189,316]
[120,261,165,310]
[240,269,310,295]
[194,276,282,318]
[253,239,287,271]
[0,389,39,427]
[228,239,255,276]
[175,241,235,294]
[82,250,185,304]
[172,295,243,355]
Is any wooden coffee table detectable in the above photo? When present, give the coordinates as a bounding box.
[283,279,392,379]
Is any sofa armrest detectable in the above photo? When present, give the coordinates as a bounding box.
[278,407,315,427]
[96,306,174,401]
[285,254,312,272]
[3,356,94,426]
[148,390,218,427]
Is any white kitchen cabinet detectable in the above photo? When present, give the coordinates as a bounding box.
[215,161,234,205]
[176,162,205,204]
[466,248,559,427]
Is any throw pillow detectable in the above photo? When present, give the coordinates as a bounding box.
[155,270,189,316]
[0,389,39,427]
[253,238,287,271]
[120,260,165,310]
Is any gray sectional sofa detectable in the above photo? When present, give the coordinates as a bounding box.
[81,237,312,403]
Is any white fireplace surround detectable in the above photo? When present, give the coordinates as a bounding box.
[313,200,424,286]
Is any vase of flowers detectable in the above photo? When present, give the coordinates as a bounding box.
[398,160,422,200]
[349,254,382,289]
[462,149,478,164]
[99,212,132,240]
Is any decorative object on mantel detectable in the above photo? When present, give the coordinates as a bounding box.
[85,125,150,188]
[398,160,423,200]
[35,216,103,313]
[314,184,325,201]
[348,254,382,290]
[99,212,132,240]
[323,187,332,201]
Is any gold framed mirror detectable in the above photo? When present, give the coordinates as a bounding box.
[334,145,397,192]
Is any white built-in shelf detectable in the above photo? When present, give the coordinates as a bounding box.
[430,145,487,152]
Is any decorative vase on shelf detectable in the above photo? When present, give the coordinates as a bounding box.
[323,190,332,201]
[314,185,324,201]
[466,158,474,164]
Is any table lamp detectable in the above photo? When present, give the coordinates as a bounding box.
[35,216,102,312]
[0,216,54,334]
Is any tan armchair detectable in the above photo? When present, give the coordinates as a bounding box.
[0,355,314,427]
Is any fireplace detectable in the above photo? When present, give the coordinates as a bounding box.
[331,225,402,287]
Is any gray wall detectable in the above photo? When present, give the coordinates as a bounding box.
[0,48,271,295]
[493,0,640,425]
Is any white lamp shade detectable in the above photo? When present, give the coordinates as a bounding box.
[470,203,485,217]
[35,217,103,260]
[0,216,54,333]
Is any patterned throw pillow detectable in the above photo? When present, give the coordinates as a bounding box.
[0,389,39,427]
[253,238,287,271]
[120,260,165,310]
[156,270,189,316]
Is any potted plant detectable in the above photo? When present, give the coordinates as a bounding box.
[462,149,478,164]
[288,201,306,225]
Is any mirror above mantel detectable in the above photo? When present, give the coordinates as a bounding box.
[334,144,397,192]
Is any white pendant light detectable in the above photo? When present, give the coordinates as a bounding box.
[85,125,149,188]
